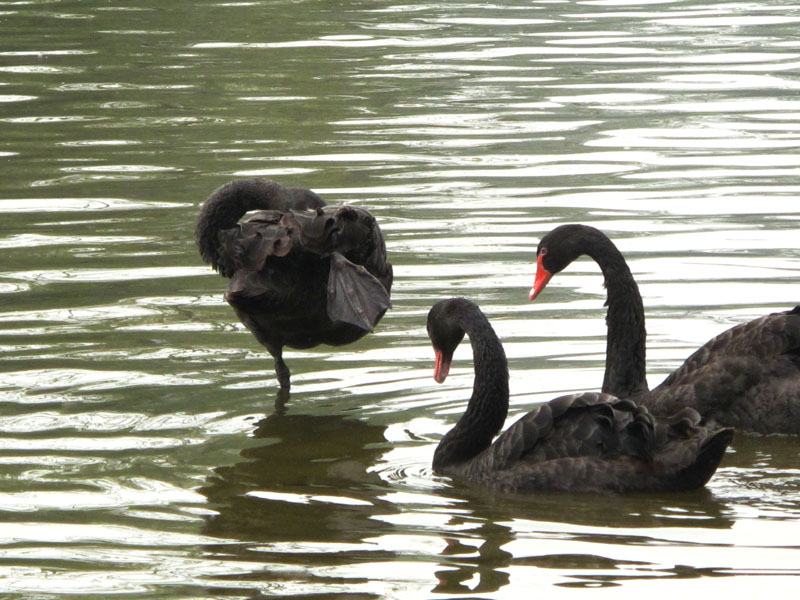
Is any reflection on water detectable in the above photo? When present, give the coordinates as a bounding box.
[202,409,390,542]
[1,0,800,596]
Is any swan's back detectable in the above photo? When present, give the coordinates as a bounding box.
[220,205,392,349]
[220,208,343,317]
[451,392,732,494]
[640,306,800,433]
[217,206,370,276]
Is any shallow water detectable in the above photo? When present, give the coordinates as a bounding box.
[1,0,799,597]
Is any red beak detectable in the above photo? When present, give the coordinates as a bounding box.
[433,349,451,383]
[529,252,553,301]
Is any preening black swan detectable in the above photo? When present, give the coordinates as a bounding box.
[529,224,800,434]
[196,178,393,389]
[427,298,732,493]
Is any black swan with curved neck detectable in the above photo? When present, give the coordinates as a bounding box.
[427,298,732,493]
[529,224,800,434]
[196,178,393,389]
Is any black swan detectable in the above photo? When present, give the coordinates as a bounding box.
[427,298,732,493]
[529,224,800,434]
[196,178,393,389]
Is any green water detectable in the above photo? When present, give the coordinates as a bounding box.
[1,0,799,597]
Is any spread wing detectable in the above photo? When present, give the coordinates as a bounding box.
[216,204,392,331]
[326,252,391,331]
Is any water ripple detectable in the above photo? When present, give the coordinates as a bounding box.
[2,0,800,596]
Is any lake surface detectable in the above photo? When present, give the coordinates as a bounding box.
[1,0,799,597]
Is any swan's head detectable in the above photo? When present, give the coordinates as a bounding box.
[285,188,326,212]
[426,299,469,383]
[530,224,605,301]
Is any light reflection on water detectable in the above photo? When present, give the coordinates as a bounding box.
[1,0,799,596]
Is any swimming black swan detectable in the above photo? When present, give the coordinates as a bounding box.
[196,178,393,389]
[427,298,732,493]
[529,224,800,434]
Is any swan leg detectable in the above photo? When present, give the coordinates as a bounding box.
[232,305,292,390]
[275,353,291,389]
[274,387,290,414]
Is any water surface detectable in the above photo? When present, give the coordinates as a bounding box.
[1,0,799,597]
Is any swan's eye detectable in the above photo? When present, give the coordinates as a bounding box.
[540,247,548,257]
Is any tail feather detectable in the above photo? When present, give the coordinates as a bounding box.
[673,427,733,491]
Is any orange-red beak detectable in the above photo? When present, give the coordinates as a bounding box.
[433,349,451,383]
[529,252,553,301]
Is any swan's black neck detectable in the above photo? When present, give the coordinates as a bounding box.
[432,303,510,473]
[582,230,648,397]
[195,178,325,275]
